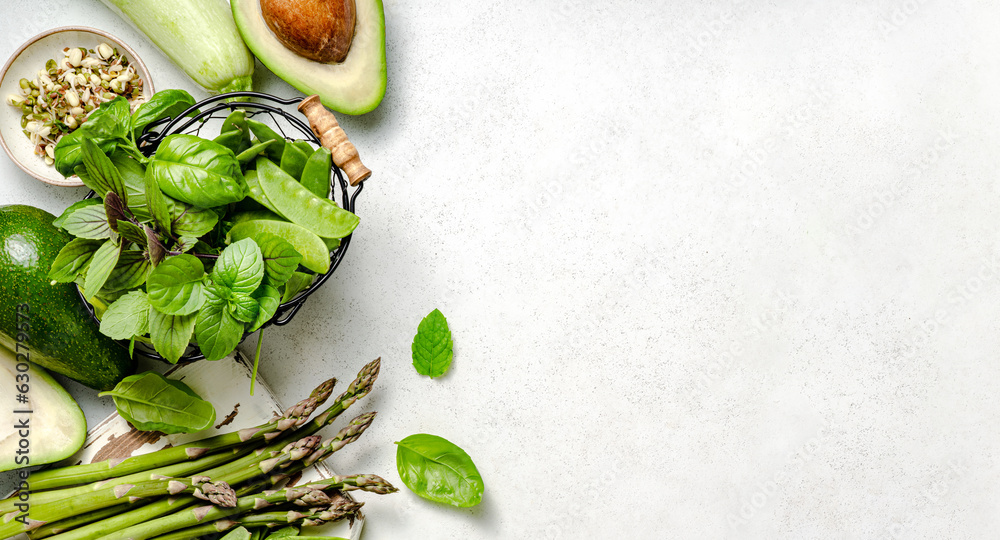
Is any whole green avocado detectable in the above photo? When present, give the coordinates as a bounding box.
[0,205,134,390]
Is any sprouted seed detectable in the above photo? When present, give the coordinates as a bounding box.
[5,43,146,166]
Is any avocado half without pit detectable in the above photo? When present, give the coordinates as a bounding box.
[233,0,387,115]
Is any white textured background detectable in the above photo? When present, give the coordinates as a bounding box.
[2,0,1000,538]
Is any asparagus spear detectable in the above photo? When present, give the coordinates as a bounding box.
[99,475,393,540]
[41,414,377,540]
[27,377,338,492]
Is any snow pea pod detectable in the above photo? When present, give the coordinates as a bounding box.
[255,157,359,239]
[244,169,284,216]
[299,147,332,198]
[149,134,248,208]
[278,141,310,180]
[235,139,275,167]
[247,118,285,161]
[214,110,251,154]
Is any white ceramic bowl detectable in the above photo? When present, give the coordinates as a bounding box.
[0,27,154,187]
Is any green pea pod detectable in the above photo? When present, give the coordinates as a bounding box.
[215,109,251,154]
[244,169,284,216]
[247,118,285,161]
[235,139,275,167]
[278,141,310,181]
[299,147,332,198]
[221,109,247,133]
[149,134,248,208]
[213,130,247,155]
[255,157,359,239]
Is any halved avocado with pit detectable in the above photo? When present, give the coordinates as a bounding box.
[233,0,387,115]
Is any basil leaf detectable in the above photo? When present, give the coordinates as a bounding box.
[411,309,454,378]
[53,199,102,229]
[147,254,206,316]
[168,199,219,238]
[99,372,215,434]
[256,232,302,287]
[53,131,118,178]
[149,134,247,207]
[61,203,112,239]
[250,283,280,332]
[99,290,150,340]
[111,150,151,222]
[52,98,128,177]
[104,192,127,233]
[281,272,314,303]
[195,297,245,361]
[228,292,259,324]
[144,165,173,236]
[213,238,264,294]
[103,251,151,292]
[145,224,166,266]
[131,89,197,137]
[395,434,484,508]
[175,236,200,253]
[117,221,148,247]
[149,308,198,364]
[48,238,103,283]
[81,139,127,205]
[83,240,121,301]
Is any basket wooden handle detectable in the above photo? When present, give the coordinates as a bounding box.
[297,95,372,186]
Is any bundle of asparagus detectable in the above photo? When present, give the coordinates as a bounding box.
[0,358,393,540]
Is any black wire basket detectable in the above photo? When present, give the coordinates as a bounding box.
[77,92,364,362]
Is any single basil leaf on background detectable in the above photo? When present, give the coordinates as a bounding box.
[411,309,454,378]
[61,203,112,240]
[131,89,197,137]
[111,150,152,222]
[149,134,248,207]
[228,291,259,324]
[167,198,219,238]
[195,297,245,361]
[83,239,121,301]
[103,250,150,292]
[52,199,102,229]
[250,283,280,332]
[395,434,484,508]
[144,164,173,236]
[48,238,103,283]
[117,221,148,247]
[99,290,150,340]
[147,254,206,316]
[99,371,215,433]
[149,308,198,364]
[256,232,302,286]
[81,138,128,205]
[281,272,314,303]
[213,238,264,294]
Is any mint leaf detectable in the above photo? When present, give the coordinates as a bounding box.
[195,298,244,361]
[100,290,150,340]
[48,238,102,283]
[411,309,454,378]
[147,254,206,315]
[213,238,264,294]
[61,204,112,239]
[83,240,121,301]
[149,308,197,364]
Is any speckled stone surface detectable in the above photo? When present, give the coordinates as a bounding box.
[2,1,1000,538]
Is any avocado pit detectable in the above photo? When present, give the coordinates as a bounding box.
[260,0,357,63]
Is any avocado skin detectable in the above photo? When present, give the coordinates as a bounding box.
[0,205,134,391]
